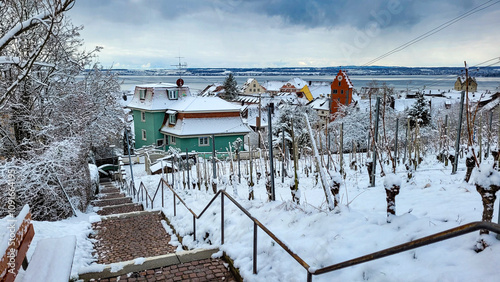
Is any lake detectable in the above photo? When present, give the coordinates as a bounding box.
[119,75,500,94]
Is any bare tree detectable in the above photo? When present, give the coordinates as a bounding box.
[0,0,124,220]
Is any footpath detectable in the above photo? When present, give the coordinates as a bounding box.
[80,180,238,282]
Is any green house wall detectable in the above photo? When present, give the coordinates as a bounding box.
[166,134,246,154]
[133,110,165,149]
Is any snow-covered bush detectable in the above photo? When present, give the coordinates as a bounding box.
[0,139,92,221]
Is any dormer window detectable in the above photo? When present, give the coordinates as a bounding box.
[139,89,146,100]
[169,114,176,124]
[168,90,178,100]
[166,110,177,124]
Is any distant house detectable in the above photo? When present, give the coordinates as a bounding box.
[307,96,330,128]
[454,76,477,92]
[199,83,225,97]
[160,96,251,153]
[241,78,266,94]
[261,77,308,97]
[127,83,191,149]
[330,70,354,118]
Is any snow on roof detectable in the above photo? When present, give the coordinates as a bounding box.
[199,83,224,96]
[308,97,330,111]
[341,70,354,88]
[168,96,241,113]
[262,81,284,91]
[135,82,178,88]
[160,117,251,137]
[308,84,331,99]
[127,85,191,111]
[480,97,500,112]
[457,76,477,84]
[245,78,255,85]
[289,77,307,88]
[235,95,260,104]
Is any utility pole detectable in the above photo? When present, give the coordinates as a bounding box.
[125,127,135,194]
[268,107,275,201]
[395,118,399,161]
[186,148,190,188]
[258,93,262,148]
[371,97,380,187]
[212,134,217,192]
[282,130,285,183]
[453,91,465,174]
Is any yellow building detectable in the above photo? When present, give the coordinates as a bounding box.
[241,78,266,94]
[454,77,477,92]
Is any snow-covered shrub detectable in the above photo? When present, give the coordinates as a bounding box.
[0,139,92,221]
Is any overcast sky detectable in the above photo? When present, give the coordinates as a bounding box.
[67,0,500,69]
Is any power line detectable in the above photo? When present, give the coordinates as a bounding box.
[402,56,500,91]
[363,0,500,66]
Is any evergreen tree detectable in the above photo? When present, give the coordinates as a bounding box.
[222,73,239,100]
[407,93,431,127]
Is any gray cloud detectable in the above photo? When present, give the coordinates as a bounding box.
[68,0,500,68]
[71,0,489,30]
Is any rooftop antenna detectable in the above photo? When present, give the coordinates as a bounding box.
[171,56,187,87]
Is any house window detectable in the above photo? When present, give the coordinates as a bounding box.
[332,90,338,94]
[139,89,146,100]
[169,114,176,124]
[170,136,176,145]
[141,111,146,122]
[338,82,341,87]
[341,90,344,95]
[168,90,178,100]
[199,137,209,146]
[156,139,164,147]
[141,129,147,141]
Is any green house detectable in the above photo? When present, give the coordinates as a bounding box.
[127,83,191,149]
[160,96,250,153]
[127,83,250,153]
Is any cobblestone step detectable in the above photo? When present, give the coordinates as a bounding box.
[90,212,175,264]
[100,187,121,194]
[92,197,132,207]
[97,192,124,199]
[87,258,236,282]
[96,203,144,216]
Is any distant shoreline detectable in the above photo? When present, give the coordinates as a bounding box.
[86,66,500,78]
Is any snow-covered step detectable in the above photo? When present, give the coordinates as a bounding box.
[96,203,143,216]
[92,197,132,207]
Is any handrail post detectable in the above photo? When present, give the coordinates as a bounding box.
[174,196,177,216]
[193,214,196,241]
[221,192,225,245]
[161,180,164,208]
[307,272,312,282]
[253,222,257,274]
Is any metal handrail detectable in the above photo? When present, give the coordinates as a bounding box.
[136,182,154,208]
[130,178,500,281]
[311,221,500,275]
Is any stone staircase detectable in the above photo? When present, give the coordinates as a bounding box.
[80,180,238,282]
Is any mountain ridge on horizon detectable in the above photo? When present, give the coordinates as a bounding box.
[88,66,500,77]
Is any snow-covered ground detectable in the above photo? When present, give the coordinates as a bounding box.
[2,153,500,281]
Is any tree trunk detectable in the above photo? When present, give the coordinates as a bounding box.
[331,181,340,207]
[265,172,272,202]
[464,156,475,182]
[475,184,500,235]
[385,184,401,222]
